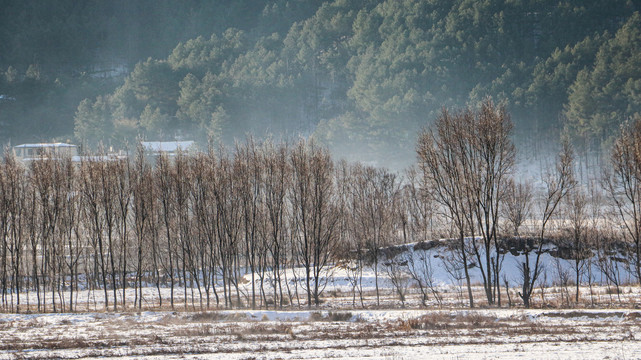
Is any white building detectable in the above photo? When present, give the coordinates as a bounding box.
[13,143,79,162]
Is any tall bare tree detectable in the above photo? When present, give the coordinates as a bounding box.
[1,151,28,312]
[564,187,590,303]
[417,108,474,307]
[189,151,219,308]
[156,152,176,308]
[114,156,133,309]
[212,148,243,308]
[131,146,153,309]
[418,99,515,307]
[80,158,109,310]
[349,164,400,306]
[604,118,641,284]
[290,140,339,307]
[471,100,515,306]
[519,139,575,308]
[261,141,290,308]
[235,139,263,309]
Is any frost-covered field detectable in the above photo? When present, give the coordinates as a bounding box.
[1,307,640,359]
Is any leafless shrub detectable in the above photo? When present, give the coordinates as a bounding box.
[384,259,410,307]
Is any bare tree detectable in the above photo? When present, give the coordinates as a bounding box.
[348,164,400,306]
[58,157,81,312]
[0,150,28,312]
[156,152,176,308]
[114,156,133,309]
[596,232,624,302]
[604,118,641,284]
[403,167,444,306]
[173,151,197,309]
[563,187,590,303]
[418,100,515,308]
[404,245,443,307]
[290,140,338,307]
[32,156,69,312]
[99,159,121,311]
[236,139,263,309]
[417,107,475,307]
[189,151,219,308]
[261,141,291,308]
[0,151,11,310]
[469,100,515,306]
[212,148,243,308]
[80,158,110,310]
[131,146,153,309]
[384,257,410,307]
[519,139,575,308]
[335,160,366,307]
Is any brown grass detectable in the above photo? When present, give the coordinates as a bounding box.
[309,311,353,322]
[190,311,229,321]
[173,324,214,337]
[540,310,627,319]
[397,312,508,331]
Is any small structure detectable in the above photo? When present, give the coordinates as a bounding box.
[13,143,79,162]
[140,141,196,158]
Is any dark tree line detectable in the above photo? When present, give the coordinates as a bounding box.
[68,0,641,168]
[2,1,640,168]
[0,0,322,145]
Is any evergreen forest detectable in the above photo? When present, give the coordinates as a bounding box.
[1,0,641,167]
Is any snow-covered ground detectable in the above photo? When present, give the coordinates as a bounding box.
[9,238,638,312]
[1,308,640,359]
[3,239,641,358]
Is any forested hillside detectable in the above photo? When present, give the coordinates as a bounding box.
[0,0,322,145]
[1,0,640,166]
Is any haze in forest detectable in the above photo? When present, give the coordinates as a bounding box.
[1,0,641,169]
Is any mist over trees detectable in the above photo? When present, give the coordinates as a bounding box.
[0,0,323,145]
[1,0,641,167]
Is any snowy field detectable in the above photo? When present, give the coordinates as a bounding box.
[1,307,640,359]
[3,240,641,359]
[2,276,641,359]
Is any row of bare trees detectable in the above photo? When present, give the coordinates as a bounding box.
[1,101,641,313]
[417,99,641,308]
[0,138,416,313]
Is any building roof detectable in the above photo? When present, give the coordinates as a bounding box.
[14,143,77,148]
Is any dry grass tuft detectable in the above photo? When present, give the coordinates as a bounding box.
[328,311,353,321]
[398,312,505,331]
[190,311,228,322]
[399,312,451,330]
[173,324,214,337]
[309,311,353,322]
